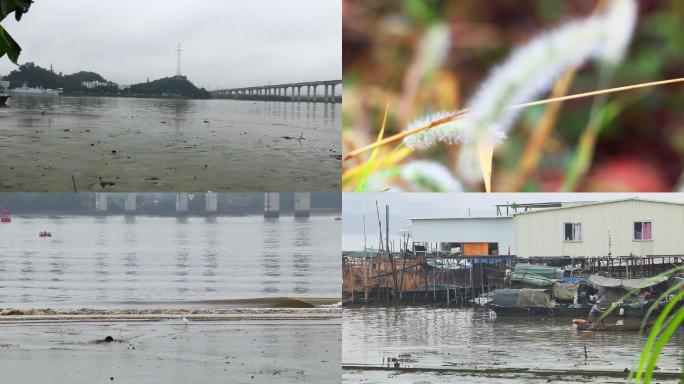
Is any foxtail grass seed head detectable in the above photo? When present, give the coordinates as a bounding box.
[456,145,484,185]
[403,111,469,150]
[400,160,463,192]
[402,0,637,150]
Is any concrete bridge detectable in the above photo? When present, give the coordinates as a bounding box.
[211,80,341,103]
[95,192,311,217]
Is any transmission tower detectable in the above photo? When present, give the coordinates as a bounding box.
[176,43,183,76]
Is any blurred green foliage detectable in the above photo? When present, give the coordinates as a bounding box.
[343,0,684,192]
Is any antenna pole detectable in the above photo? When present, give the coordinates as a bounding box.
[176,43,183,76]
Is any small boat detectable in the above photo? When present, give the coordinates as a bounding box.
[0,208,10,223]
[488,288,556,316]
[572,318,647,331]
[488,288,593,317]
[39,231,52,237]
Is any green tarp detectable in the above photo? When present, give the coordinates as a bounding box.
[492,288,554,308]
[514,264,561,279]
[511,272,555,287]
[553,282,577,301]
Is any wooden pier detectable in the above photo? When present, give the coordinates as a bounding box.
[343,253,684,306]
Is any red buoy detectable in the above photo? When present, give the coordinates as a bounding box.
[0,208,10,223]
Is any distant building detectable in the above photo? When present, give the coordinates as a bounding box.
[81,80,113,89]
[408,198,684,258]
[410,216,515,256]
[118,84,129,91]
[0,80,9,90]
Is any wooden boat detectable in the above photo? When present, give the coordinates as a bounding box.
[573,318,648,331]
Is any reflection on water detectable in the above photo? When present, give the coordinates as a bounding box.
[0,215,340,308]
[343,307,682,376]
[0,96,341,191]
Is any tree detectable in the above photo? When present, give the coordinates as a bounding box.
[0,0,33,63]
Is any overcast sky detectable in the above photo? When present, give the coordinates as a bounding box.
[0,0,341,89]
[342,193,684,251]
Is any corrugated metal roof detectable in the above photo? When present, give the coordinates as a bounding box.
[513,198,684,216]
[408,216,513,221]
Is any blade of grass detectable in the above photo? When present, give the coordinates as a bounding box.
[639,280,684,334]
[355,103,390,191]
[561,99,625,190]
[342,146,412,189]
[643,306,684,383]
[634,289,684,383]
[476,137,494,192]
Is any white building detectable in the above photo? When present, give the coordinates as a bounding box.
[81,80,112,89]
[410,216,515,256]
[0,80,9,90]
[515,198,684,258]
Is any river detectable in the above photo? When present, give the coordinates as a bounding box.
[0,96,341,191]
[343,307,682,383]
[0,214,341,308]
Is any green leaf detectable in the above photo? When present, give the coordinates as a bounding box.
[0,25,21,63]
[0,0,32,22]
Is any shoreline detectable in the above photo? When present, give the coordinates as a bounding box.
[0,307,341,323]
[342,366,681,382]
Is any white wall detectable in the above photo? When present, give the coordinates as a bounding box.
[411,217,516,254]
[515,200,684,257]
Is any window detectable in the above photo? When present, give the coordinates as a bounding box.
[564,222,582,241]
[634,221,652,240]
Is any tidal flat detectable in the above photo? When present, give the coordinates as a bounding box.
[0,96,341,191]
[0,311,341,384]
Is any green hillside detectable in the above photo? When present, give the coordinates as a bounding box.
[128,75,211,99]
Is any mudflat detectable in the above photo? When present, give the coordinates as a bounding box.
[0,311,340,383]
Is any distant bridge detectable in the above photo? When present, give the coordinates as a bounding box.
[94,192,311,217]
[211,80,341,103]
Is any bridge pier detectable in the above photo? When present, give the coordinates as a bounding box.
[205,192,218,213]
[95,193,107,212]
[264,192,280,218]
[294,192,311,218]
[176,192,189,213]
[212,80,341,103]
[124,193,137,213]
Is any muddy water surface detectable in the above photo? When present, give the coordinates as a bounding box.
[343,307,682,383]
[0,214,340,308]
[0,318,340,383]
[0,96,341,191]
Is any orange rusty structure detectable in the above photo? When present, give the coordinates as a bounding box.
[343,252,512,305]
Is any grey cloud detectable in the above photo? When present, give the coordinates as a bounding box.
[0,0,341,89]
